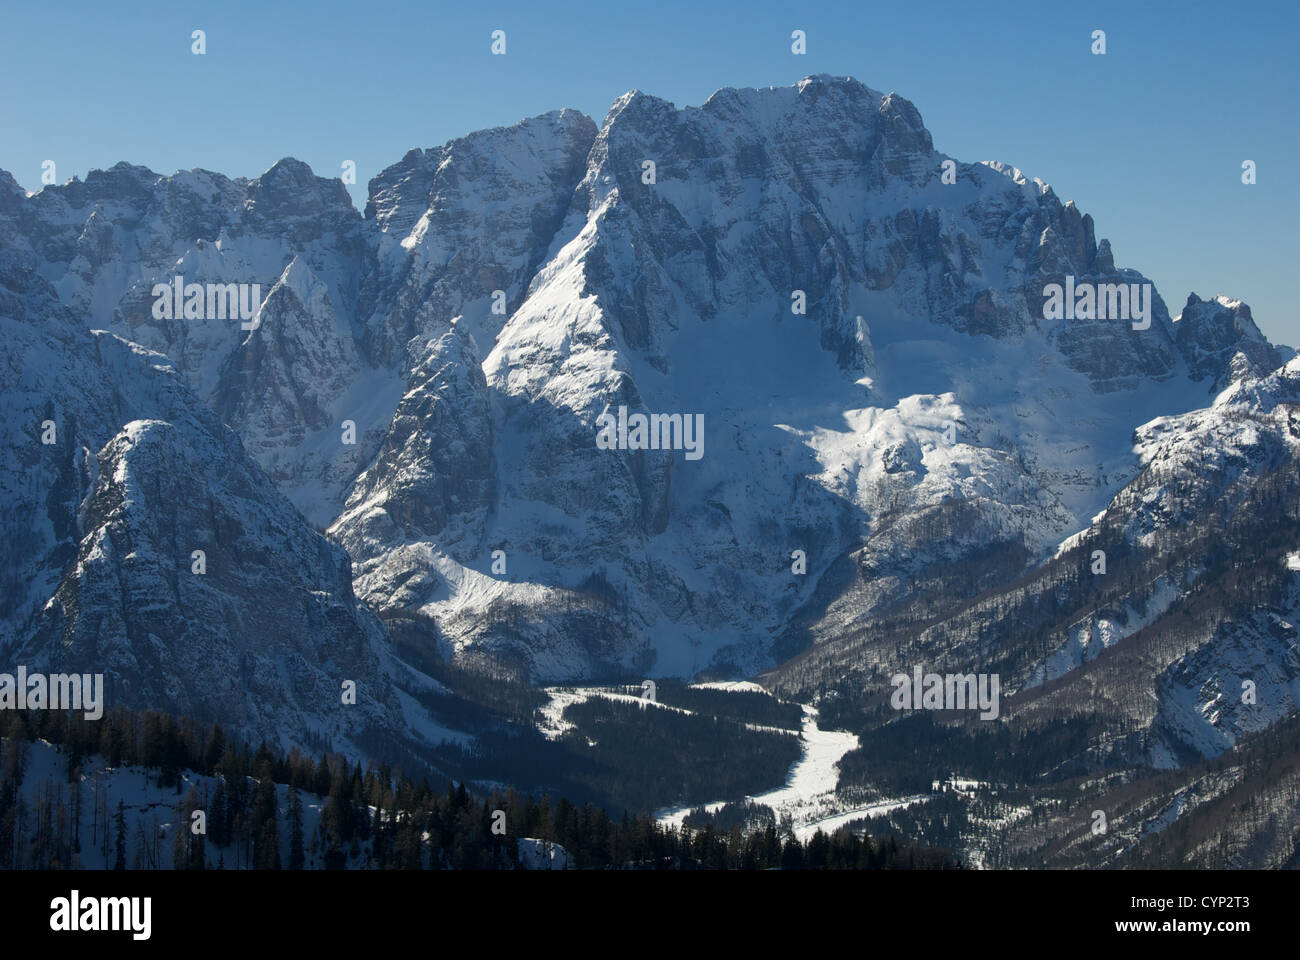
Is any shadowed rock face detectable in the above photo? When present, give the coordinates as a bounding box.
[1174,293,1282,393]
[337,75,1279,680]
[0,255,406,756]
[361,109,599,368]
[1,76,1288,691]
[0,157,373,528]
[331,324,495,582]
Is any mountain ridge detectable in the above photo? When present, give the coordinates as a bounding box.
[2,77,1292,792]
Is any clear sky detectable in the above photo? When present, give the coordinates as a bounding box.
[3,0,1297,344]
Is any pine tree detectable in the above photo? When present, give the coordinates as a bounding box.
[113,800,126,871]
[172,802,188,870]
[288,786,305,870]
[312,756,332,797]
[257,818,281,870]
[210,779,228,848]
[203,725,226,774]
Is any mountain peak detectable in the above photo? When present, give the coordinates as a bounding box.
[258,156,318,186]
[603,88,677,129]
[1175,293,1280,390]
[797,73,866,91]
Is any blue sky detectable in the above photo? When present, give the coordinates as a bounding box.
[3,0,1297,344]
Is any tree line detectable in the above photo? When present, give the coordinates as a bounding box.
[0,705,955,870]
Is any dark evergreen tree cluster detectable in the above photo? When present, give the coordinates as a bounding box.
[831,711,1098,795]
[541,694,801,812]
[629,679,803,730]
[0,705,954,870]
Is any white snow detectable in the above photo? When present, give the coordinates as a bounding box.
[655,701,929,838]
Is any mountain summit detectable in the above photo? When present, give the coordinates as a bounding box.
[1,77,1292,762]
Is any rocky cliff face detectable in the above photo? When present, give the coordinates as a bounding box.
[1,75,1290,733]
[1174,293,1282,394]
[770,354,1299,774]
[0,158,376,527]
[0,254,421,756]
[329,76,1281,680]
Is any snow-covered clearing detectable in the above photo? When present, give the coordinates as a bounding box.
[656,702,929,838]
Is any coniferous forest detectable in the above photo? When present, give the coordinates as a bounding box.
[0,707,956,870]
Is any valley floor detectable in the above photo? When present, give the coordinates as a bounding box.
[641,688,931,840]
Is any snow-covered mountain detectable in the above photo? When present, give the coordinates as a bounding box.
[770,352,1299,777]
[0,253,441,758]
[0,158,379,527]
[2,76,1293,787]
[329,75,1283,681]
